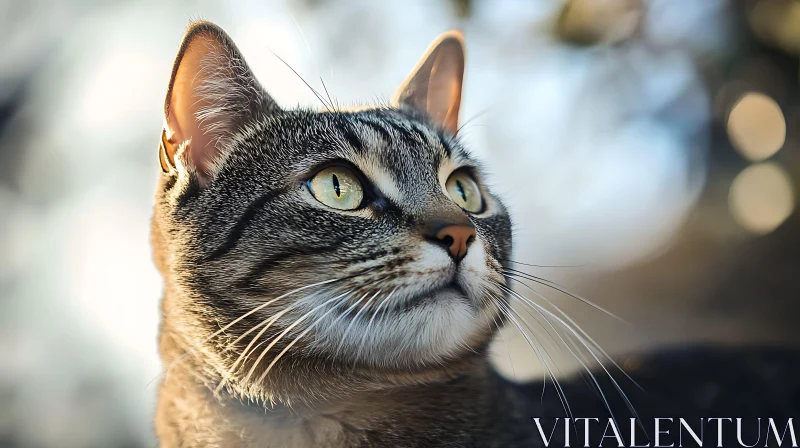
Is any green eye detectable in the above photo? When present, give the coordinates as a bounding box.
[445,171,483,213]
[308,166,364,210]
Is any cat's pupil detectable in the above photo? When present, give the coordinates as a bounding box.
[332,174,341,197]
[456,180,467,202]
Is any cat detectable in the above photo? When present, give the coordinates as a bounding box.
[151,21,800,448]
[151,21,533,447]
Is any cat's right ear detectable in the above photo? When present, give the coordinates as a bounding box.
[160,21,278,182]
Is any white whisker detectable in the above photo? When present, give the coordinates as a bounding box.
[488,291,574,422]
[243,291,352,385]
[508,276,643,390]
[498,279,642,428]
[502,269,626,323]
[353,288,397,365]
[146,275,356,389]
[256,293,355,384]
[333,289,382,359]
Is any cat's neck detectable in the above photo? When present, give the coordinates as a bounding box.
[155,322,505,448]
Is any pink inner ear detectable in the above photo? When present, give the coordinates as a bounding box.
[426,48,463,135]
[393,32,465,136]
[165,34,221,177]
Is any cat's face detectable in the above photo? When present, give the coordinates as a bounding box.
[153,22,511,391]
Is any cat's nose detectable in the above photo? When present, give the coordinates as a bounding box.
[434,225,477,262]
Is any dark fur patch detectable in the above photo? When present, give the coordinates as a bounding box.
[206,187,288,261]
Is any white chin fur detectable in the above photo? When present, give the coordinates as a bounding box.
[299,237,496,368]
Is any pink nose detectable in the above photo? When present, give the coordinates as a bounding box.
[435,225,476,261]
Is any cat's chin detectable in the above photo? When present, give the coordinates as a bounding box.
[400,283,471,309]
[316,282,497,370]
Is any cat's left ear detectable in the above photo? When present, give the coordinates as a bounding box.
[392,31,465,136]
[160,21,278,182]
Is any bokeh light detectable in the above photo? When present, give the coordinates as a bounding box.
[726,92,786,162]
[557,0,643,45]
[748,0,800,55]
[729,162,795,234]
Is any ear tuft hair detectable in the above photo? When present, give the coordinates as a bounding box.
[161,21,279,182]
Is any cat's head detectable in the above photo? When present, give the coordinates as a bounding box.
[152,22,512,400]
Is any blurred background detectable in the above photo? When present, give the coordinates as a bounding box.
[0,0,798,446]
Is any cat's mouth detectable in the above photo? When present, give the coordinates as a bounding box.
[399,281,470,311]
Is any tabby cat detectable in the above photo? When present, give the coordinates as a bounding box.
[151,21,535,447]
[151,20,800,448]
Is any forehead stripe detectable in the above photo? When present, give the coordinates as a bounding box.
[386,120,416,147]
[358,119,393,143]
[341,123,365,152]
[409,124,431,146]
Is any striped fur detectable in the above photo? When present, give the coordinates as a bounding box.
[152,22,521,447]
